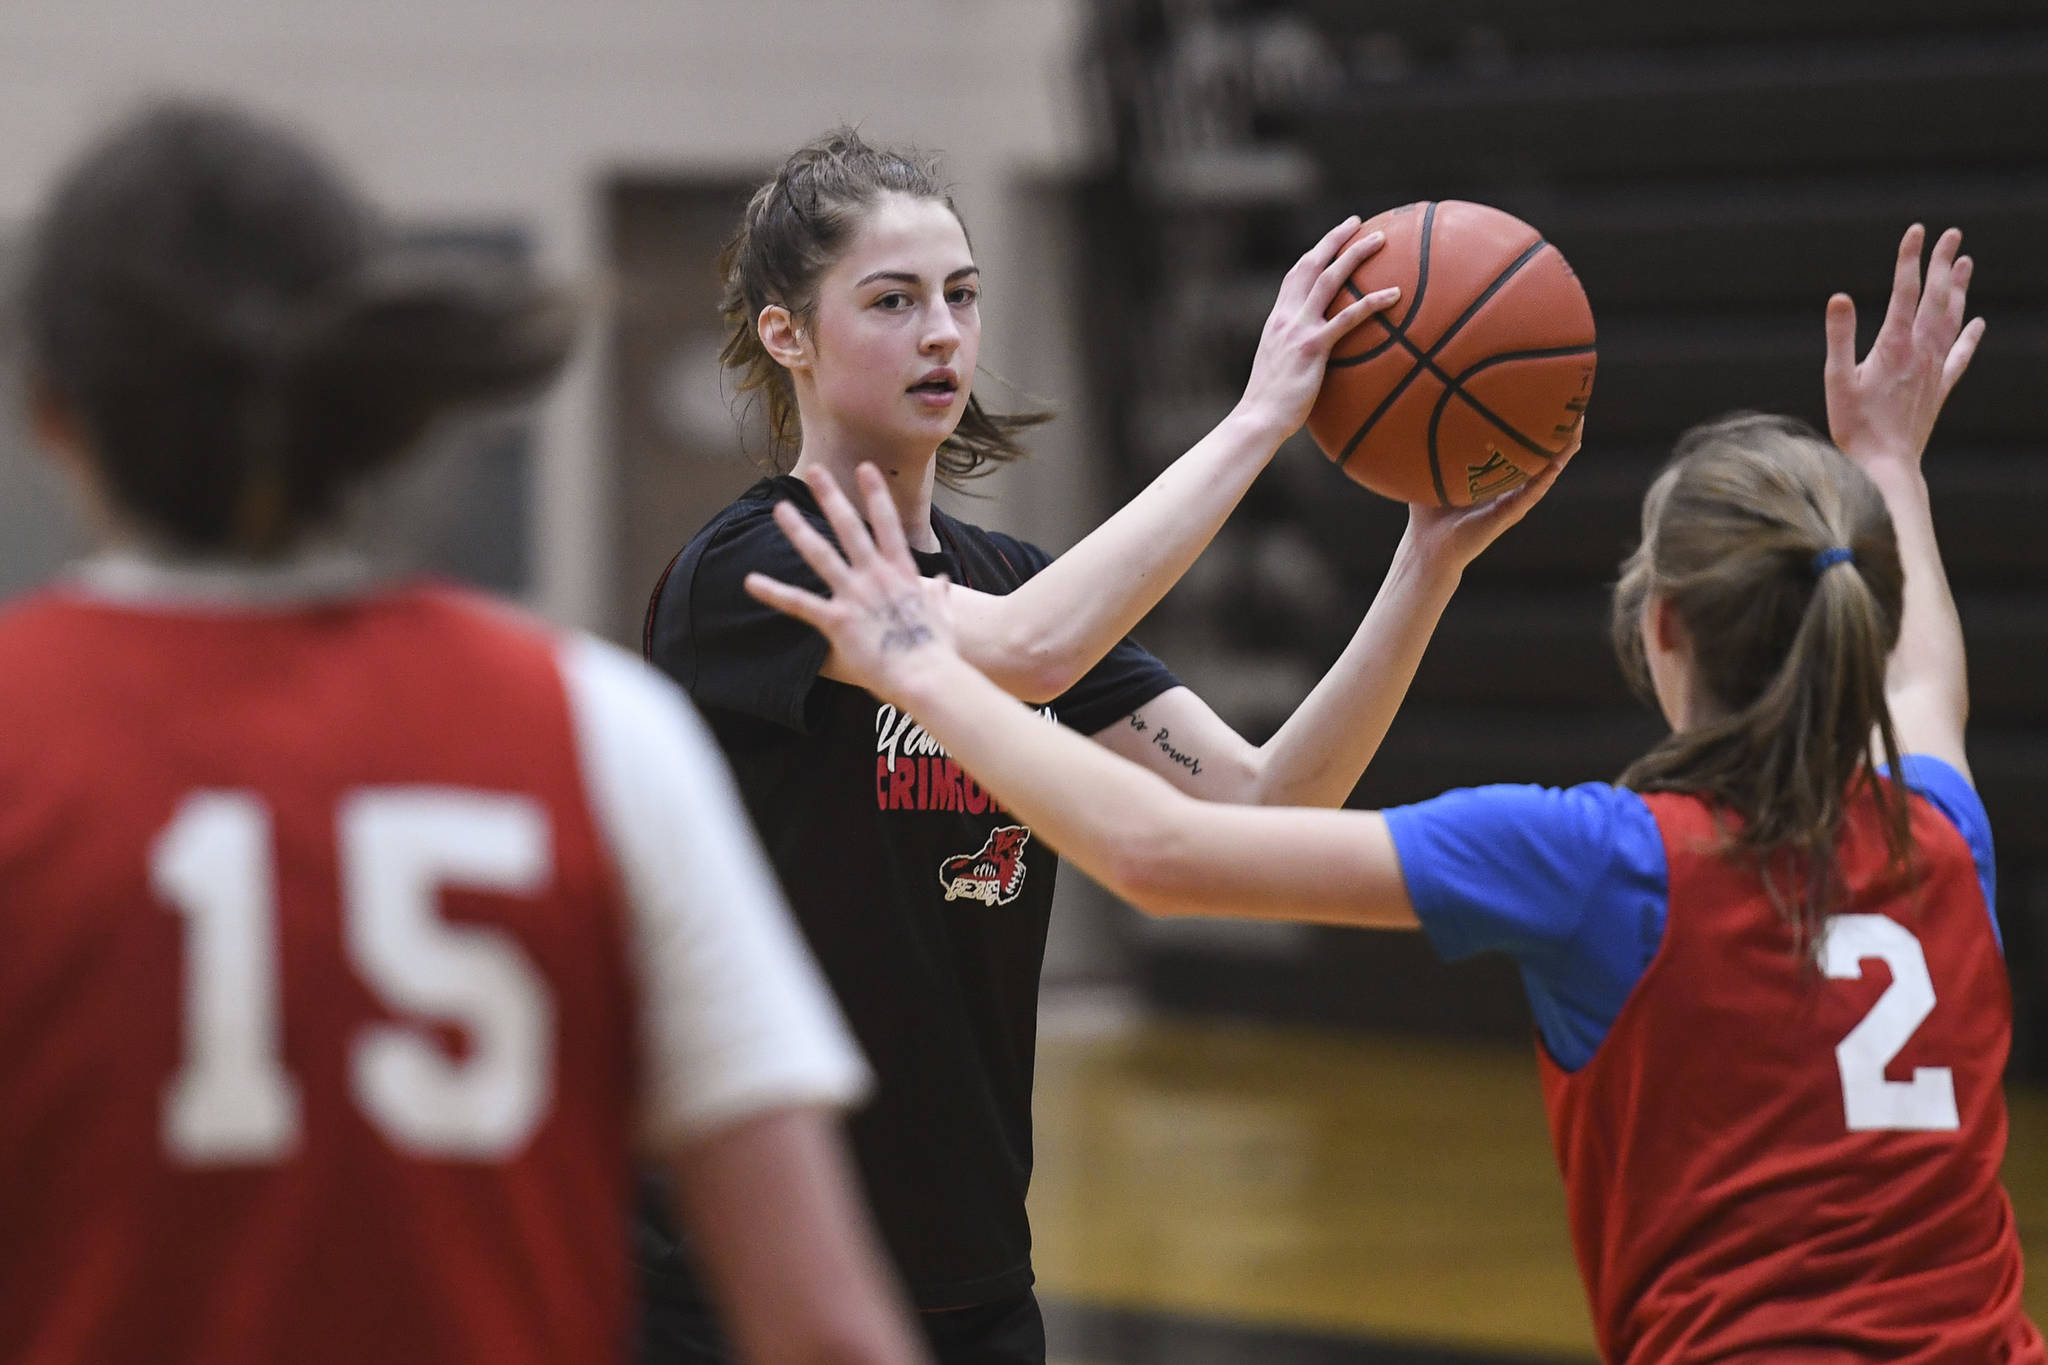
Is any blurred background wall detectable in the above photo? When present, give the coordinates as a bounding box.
[0,0,1141,978]
[0,0,1102,620]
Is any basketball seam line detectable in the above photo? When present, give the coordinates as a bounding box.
[1329,305,1410,369]
[1413,337,1598,464]
[1336,317,1429,476]
[1427,343,1599,502]
[1331,201,1436,369]
[1341,236,1548,479]
[1444,343,1599,461]
[1336,234,1553,494]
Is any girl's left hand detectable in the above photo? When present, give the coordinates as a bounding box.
[1824,223,1985,474]
[1235,216,1405,439]
[1403,424,1580,573]
[745,464,958,704]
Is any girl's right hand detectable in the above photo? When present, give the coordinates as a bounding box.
[745,464,959,706]
[1235,217,1403,439]
[1823,223,1985,473]
[1404,422,1581,576]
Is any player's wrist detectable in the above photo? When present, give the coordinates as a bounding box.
[1833,413,1929,469]
[1394,510,1479,579]
[1850,448,1930,493]
[1220,396,1299,452]
[882,648,977,718]
[1389,525,1463,582]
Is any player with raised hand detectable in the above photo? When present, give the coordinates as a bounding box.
[0,102,927,1365]
[639,128,1567,1364]
[749,224,2042,1363]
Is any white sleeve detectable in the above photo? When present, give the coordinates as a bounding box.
[558,633,870,1147]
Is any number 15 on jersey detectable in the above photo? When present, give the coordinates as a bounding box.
[156,788,558,1165]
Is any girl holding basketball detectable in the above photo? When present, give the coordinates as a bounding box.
[639,129,1571,1364]
[753,224,2044,1363]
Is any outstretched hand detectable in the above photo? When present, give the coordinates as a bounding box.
[1236,216,1404,438]
[1404,422,1582,573]
[744,465,958,704]
[1824,223,1985,471]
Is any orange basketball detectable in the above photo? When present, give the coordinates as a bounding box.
[1307,201,1595,506]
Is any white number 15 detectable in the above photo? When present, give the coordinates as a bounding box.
[155,788,555,1165]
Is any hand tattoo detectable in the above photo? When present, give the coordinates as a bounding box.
[877,595,935,653]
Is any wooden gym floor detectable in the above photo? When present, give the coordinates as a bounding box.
[1028,998,2048,1364]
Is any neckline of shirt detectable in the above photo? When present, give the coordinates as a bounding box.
[767,474,958,571]
[63,545,382,609]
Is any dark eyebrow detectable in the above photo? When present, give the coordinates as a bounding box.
[855,266,981,288]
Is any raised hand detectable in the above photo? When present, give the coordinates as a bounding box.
[1236,217,1403,438]
[744,464,957,703]
[1824,224,1986,471]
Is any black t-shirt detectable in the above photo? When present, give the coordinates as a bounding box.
[638,476,1177,1308]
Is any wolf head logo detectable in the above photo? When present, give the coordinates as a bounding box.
[939,825,1032,906]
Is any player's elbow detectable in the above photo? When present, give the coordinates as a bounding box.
[1885,676,1971,745]
[999,627,1082,704]
[967,622,1071,704]
[955,595,1075,703]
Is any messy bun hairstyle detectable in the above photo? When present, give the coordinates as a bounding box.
[717,127,1049,486]
[24,100,575,555]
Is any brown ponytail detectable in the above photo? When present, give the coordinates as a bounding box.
[1613,414,1912,954]
[717,128,1049,487]
[24,100,574,556]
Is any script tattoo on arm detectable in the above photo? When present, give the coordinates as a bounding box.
[1127,710,1202,776]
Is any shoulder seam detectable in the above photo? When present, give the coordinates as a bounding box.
[642,548,689,663]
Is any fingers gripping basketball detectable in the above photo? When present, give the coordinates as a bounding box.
[1307,201,1597,507]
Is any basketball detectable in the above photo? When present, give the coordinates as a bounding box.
[1307,201,1596,507]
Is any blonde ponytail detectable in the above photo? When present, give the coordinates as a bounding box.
[1614,414,1913,953]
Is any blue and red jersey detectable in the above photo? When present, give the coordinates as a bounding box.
[1386,759,2042,1363]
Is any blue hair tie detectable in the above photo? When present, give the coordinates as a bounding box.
[1812,545,1855,576]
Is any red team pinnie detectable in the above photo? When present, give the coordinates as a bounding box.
[4,590,644,1361]
[1546,789,2031,1361]
[0,104,922,1365]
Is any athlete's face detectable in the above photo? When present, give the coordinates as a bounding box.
[785,193,980,456]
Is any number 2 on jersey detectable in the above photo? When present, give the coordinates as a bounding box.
[1824,913,1960,1133]
[156,789,555,1165]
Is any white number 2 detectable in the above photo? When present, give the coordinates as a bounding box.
[1823,913,1959,1133]
[155,788,554,1165]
